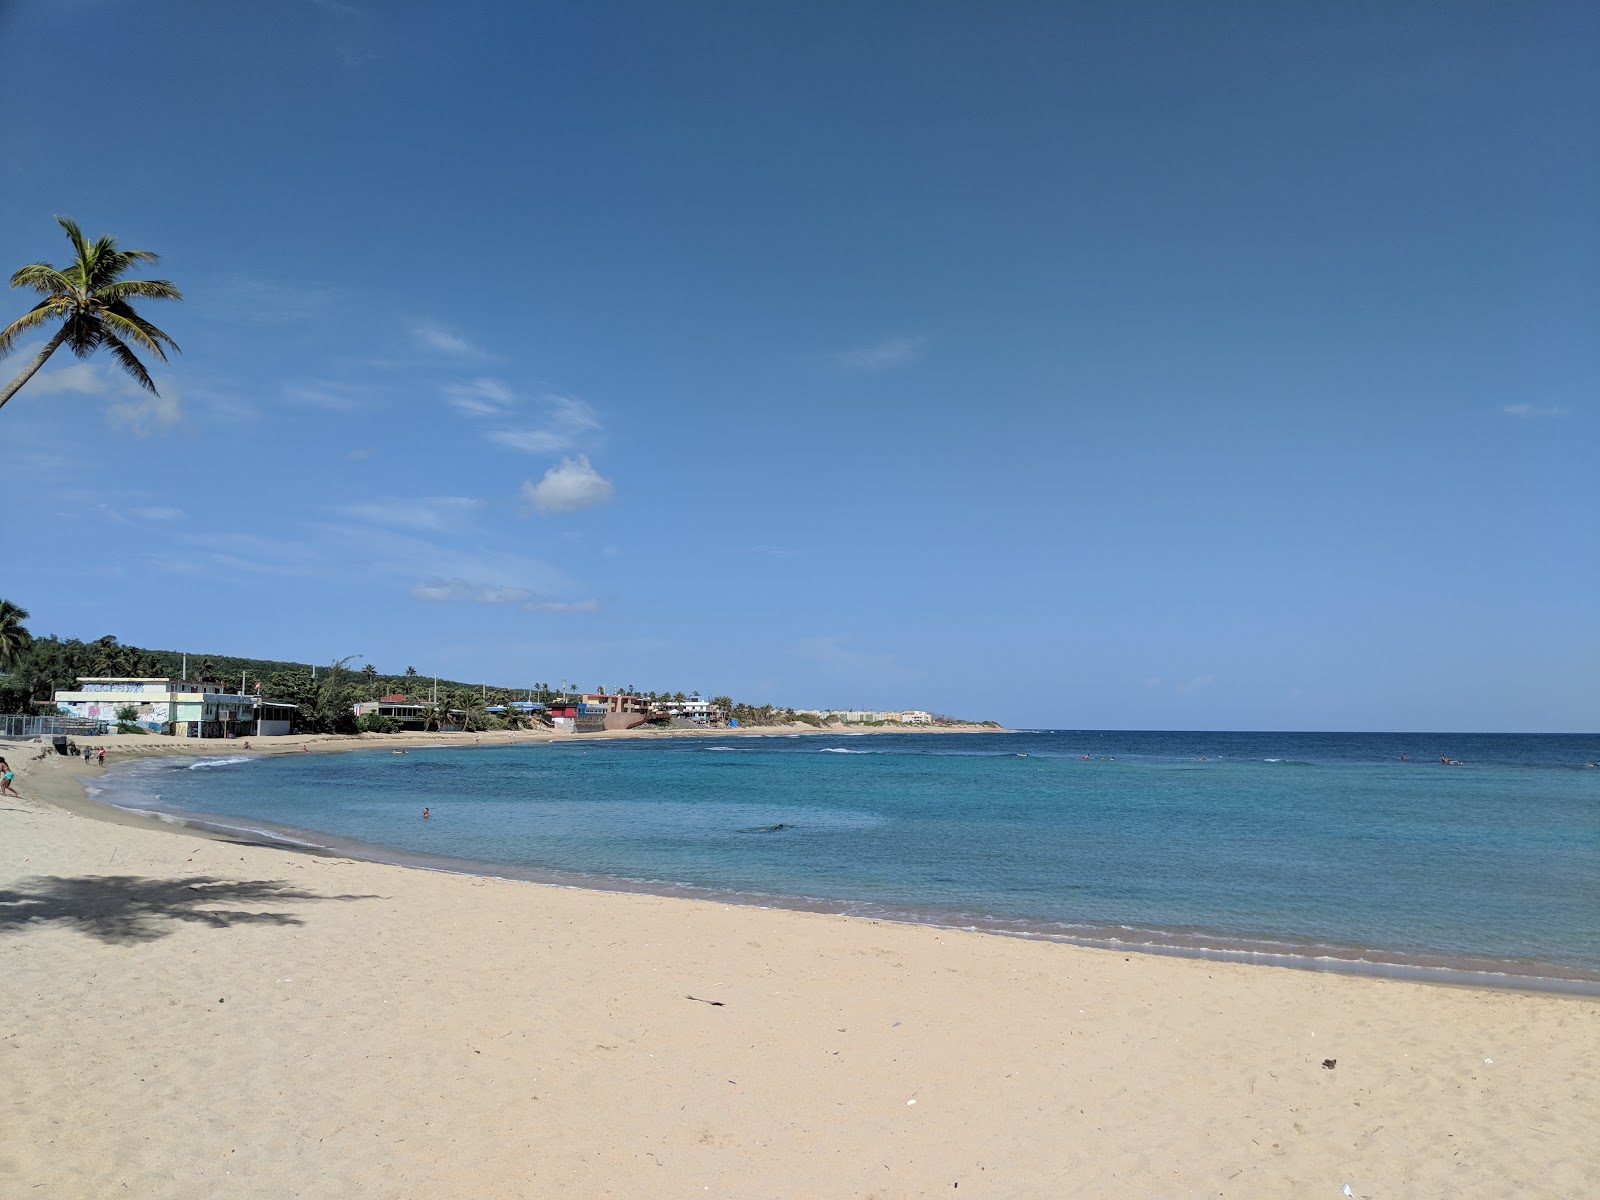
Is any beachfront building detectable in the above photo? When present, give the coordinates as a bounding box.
[547,701,608,733]
[582,693,651,717]
[255,700,298,736]
[794,708,925,724]
[54,677,263,738]
[654,698,725,725]
[352,695,429,731]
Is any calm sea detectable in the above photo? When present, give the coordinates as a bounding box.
[90,730,1600,990]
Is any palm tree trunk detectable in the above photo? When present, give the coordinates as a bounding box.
[0,326,69,412]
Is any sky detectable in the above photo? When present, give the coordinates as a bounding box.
[0,0,1595,731]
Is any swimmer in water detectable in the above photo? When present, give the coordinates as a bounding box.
[422,807,430,819]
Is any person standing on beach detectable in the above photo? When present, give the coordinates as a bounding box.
[0,758,15,796]
[97,746,105,766]
[83,744,91,763]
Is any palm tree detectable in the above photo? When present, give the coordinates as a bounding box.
[0,599,31,669]
[0,216,182,412]
[455,691,487,733]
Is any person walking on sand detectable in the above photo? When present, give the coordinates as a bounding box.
[0,758,15,796]
[97,746,105,766]
[83,744,92,763]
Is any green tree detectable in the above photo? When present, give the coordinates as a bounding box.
[420,699,447,732]
[0,599,31,669]
[404,665,418,678]
[309,657,360,734]
[0,217,182,412]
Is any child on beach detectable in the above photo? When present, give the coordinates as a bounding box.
[97,747,105,766]
[0,759,16,796]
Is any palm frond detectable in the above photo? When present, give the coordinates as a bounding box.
[9,262,71,295]
[54,216,91,264]
[99,330,158,395]
[95,278,182,304]
[98,306,177,360]
[61,312,103,357]
[103,301,179,353]
[88,240,160,290]
[0,300,67,356]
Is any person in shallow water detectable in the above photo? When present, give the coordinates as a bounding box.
[422,807,430,820]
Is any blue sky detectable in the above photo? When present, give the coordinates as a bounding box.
[1,1,1595,731]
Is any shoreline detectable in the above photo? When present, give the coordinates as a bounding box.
[4,733,1597,1196]
[24,735,1600,997]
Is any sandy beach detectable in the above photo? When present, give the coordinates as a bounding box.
[2,745,1596,1198]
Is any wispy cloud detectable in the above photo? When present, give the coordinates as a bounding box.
[1174,674,1215,695]
[28,362,113,396]
[739,545,800,558]
[26,360,184,433]
[282,380,377,412]
[443,377,516,416]
[408,578,599,614]
[346,448,374,460]
[443,382,604,458]
[107,383,184,437]
[336,496,481,533]
[197,275,335,326]
[834,336,923,371]
[521,455,614,514]
[1500,403,1570,418]
[413,321,483,357]
[131,506,183,521]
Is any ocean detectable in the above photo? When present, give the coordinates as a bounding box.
[89,730,1600,991]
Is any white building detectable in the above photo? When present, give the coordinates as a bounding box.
[53,678,293,738]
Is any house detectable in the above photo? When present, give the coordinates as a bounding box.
[547,702,608,733]
[53,677,272,738]
[352,698,429,730]
[654,699,725,725]
[900,710,933,725]
[582,693,651,716]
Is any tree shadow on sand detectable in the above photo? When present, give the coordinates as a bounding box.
[0,875,378,946]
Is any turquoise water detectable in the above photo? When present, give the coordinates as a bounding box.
[93,730,1600,986]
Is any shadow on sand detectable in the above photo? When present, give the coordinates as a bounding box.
[0,874,378,945]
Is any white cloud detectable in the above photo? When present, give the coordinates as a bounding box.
[1500,403,1569,418]
[487,393,602,454]
[835,336,923,371]
[1174,674,1215,694]
[444,377,516,415]
[347,448,373,460]
[521,455,615,514]
[131,506,183,521]
[408,578,598,614]
[283,380,374,412]
[414,322,482,357]
[740,545,799,558]
[28,362,113,396]
[107,382,184,436]
[337,496,481,533]
[198,275,335,326]
[26,359,184,433]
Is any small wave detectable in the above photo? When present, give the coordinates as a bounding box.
[183,756,253,770]
[818,747,873,754]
